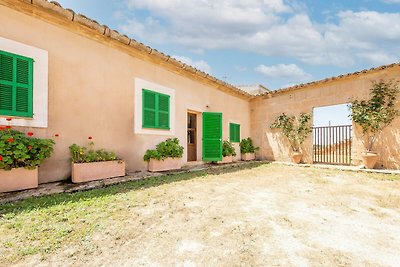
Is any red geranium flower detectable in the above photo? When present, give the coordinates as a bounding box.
[7,138,14,143]
[0,126,5,131]
[5,126,11,129]
[6,118,12,121]
[0,155,2,161]
[88,136,93,140]
[27,132,34,136]
[28,145,33,150]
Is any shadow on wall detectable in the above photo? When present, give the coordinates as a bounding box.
[265,130,313,163]
[376,124,400,169]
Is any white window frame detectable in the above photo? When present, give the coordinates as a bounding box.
[134,78,176,135]
[0,37,48,128]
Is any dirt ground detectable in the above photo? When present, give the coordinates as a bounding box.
[15,164,400,266]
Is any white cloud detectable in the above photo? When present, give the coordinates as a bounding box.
[234,65,247,72]
[119,1,400,67]
[255,64,312,81]
[172,55,212,74]
[382,0,400,3]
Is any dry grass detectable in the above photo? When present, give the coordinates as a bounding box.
[1,163,400,266]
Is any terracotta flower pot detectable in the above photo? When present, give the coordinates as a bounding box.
[219,156,233,164]
[291,152,302,164]
[362,152,378,169]
[72,160,126,183]
[0,167,38,193]
[148,157,182,172]
[241,153,255,161]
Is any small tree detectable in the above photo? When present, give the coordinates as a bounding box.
[350,80,400,152]
[270,112,312,152]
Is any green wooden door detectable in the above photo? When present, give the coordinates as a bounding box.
[202,112,222,161]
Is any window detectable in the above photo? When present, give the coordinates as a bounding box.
[230,123,240,142]
[0,50,33,118]
[142,89,170,129]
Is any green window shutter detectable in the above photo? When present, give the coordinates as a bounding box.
[230,123,240,142]
[202,112,222,161]
[142,89,157,128]
[158,93,170,129]
[0,50,33,118]
[142,89,170,130]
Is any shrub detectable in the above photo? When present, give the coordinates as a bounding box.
[270,112,312,152]
[222,140,236,157]
[143,138,184,162]
[240,137,259,154]
[350,80,400,152]
[69,139,118,163]
[0,128,55,170]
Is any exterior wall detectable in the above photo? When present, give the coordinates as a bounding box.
[0,5,250,183]
[250,66,400,169]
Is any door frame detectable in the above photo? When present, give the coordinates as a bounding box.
[187,112,197,162]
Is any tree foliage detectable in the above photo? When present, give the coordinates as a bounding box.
[350,80,400,152]
[270,112,312,152]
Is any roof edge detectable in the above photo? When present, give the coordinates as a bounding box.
[256,63,400,97]
[2,0,253,100]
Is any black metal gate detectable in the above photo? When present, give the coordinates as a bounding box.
[313,125,352,165]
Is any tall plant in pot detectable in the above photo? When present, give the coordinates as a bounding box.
[270,112,312,164]
[350,80,400,169]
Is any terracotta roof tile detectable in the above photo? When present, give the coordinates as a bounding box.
[8,1,400,100]
[20,0,253,99]
[256,63,400,97]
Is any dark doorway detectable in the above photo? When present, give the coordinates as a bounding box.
[187,113,197,161]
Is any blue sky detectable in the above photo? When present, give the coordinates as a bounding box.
[56,0,400,91]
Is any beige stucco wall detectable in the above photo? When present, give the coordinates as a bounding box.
[250,66,400,169]
[0,5,250,183]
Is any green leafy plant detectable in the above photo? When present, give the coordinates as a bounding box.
[69,137,118,163]
[143,138,184,162]
[239,137,259,154]
[270,112,312,152]
[0,128,55,170]
[350,80,400,152]
[222,140,236,157]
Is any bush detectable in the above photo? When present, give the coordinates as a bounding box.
[240,138,259,154]
[143,138,184,162]
[222,140,236,157]
[69,142,118,163]
[0,129,55,170]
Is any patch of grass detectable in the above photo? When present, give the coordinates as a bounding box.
[0,161,267,264]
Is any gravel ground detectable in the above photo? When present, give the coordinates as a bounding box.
[7,164,400,266]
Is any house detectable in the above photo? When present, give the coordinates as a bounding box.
[1,0,400,185]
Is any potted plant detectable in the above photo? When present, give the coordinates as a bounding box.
[143,138,184,172]
[220,140,236,163]
[270,112,312,164]
[69,137,125,183]
[239,137,259,161]
[0,125,55,193]
[350,80,400,169]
